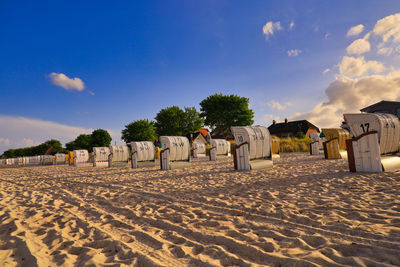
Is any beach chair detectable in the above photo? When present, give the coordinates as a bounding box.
[92,147,110,167]
[0,159,5,167]
[27,156,40,166]
[54,153,66,165]
[40,155,53,166]
[344,113,400,172]
[231,126,273,170]
[108,145,129,167]
[192,141,206,158]
[159,136,191,170]
[309,132,323,155]
[131,141,156,169]
[73,150,90,167]
[209,139,231,161]
[68,151,74,165]
[321,128,351,159]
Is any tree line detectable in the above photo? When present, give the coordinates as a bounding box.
[121,93,254,143]
[1,94,254,158]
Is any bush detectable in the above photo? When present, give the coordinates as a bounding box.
[279,137,310,153]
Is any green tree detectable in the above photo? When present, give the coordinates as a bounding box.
[91,129,112,147]
[121,119,156,143]
[1,139,66,158]
[154,106,203,136]
[72,134,92,151]
[200,94,254,134]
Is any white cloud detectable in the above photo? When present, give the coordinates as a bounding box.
[0,115,122,154]
[48,73,85,91]
[346,38,371,55]
[347,24,365,37]
[377,47,394,56]
[262,21,282,39]
[287,49,302,57]
[88,91,95,96]
[323,68,331,74]
[325,33,330,40]
[289,21,295,30]
[267,101,292,111]
[291,71,400,127]
[263,114,281,124]
[373,13,400,43]
[338,56,385,77]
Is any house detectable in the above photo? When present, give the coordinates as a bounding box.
[187,128,210,144]
[267,118,319,138]
[360,100,400,118]
[210,129,234,140]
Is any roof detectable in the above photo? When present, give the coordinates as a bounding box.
[267,120,319,135]
[360,100,400,112]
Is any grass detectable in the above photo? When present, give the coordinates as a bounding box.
[279,137,310,153]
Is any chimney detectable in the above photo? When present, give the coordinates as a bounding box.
[285,118,288,123]
[272,120,276,125]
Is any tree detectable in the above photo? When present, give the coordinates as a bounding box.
[1,139,66,158]
[121,119,156,143]
[91,129,112,147]
[154,106,203,136]
[70,134,92,151]
[200,94,254,134]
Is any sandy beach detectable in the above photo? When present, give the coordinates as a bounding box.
[0,153,399,266]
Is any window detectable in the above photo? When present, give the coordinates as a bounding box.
[396,108,400,118]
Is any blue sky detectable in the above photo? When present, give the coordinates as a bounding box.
[1,1,400,153]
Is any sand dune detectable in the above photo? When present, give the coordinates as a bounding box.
[0,153,399,266]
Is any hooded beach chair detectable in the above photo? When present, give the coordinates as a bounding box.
[344,113,400,172]
[321,128,351,159]
[92,147,110,167]
[108,145,129,167]
[160,136,191,170]
[231,126,273,170]
[192,141,206,158]
[209,139,231,161]
[131,141,156,169]
[73,150,90,167]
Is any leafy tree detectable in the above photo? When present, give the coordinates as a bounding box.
[72,134,92,151]
[296,132,306,139]
[181,107,204,135]
[154,106,203,136]
[121,119,156,143]
[91,129,112,147]
[199,94,254,134]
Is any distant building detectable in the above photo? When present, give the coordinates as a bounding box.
[267,118,319,138]
[210,129,234,140]
[360,100,400,118]
[187,128,210,144]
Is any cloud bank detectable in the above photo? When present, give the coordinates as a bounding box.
[291,13,400,128]
[0,115,122,154]
[48,73,85,91]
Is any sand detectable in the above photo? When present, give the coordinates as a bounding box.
[0,153,399,266]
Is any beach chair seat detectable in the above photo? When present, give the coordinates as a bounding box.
[160,136,190,170]
[92,147,110,167]
[231,126,273,171]
[73,150,90,167]
[192,141,206,158]
[344,113,400,172]
[209,139,231,161]
[108,145,129,167]
[131,141,156,169]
